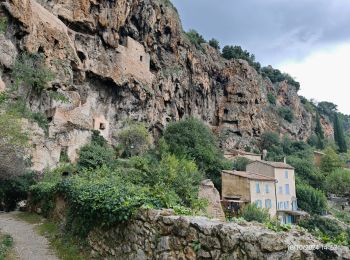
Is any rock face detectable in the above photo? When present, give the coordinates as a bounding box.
[87,209,350,259]
[198,180,225,221]
[0,0,333,170]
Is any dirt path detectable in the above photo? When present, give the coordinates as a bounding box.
[0,212,59,260]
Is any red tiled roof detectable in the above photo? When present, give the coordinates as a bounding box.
[222,170,276,181]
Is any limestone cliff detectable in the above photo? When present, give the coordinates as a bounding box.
[0,0,333,171]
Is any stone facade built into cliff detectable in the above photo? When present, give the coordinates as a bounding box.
[116,36,154,86]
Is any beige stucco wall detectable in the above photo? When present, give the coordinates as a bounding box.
[274,168,296,211]
[222,172,250,202]
[116,37,154,85]
[250,180,277,216]
[246,162,274,178]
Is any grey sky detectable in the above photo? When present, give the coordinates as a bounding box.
[171,0,350,114]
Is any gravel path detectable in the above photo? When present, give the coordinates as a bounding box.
[0,212,59,260]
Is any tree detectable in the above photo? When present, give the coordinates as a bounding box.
[78,133,115,169]
[222,45,261,72]
[315,113,325,149]
[261,66,300,91]
[296,182,327,215]
[185,29,206,50]
[232,157,250,171]
[334,114,347,153]
[278,107,294,123]
[163,117,226,189]
[320,147,343,173]
[325,169,350,196]
[317,101,337,118]
[118,123,152,157]
[208,38,220,50]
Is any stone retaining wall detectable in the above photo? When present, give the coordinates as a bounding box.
[87,209,350,260]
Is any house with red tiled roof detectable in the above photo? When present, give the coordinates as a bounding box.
[221,170,277,217]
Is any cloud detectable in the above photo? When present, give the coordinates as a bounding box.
[172,0,350,65]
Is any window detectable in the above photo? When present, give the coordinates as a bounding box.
[265,184,270,193]
[278,186,283,194]
[285,184,290,194]
[255,200,262,208]
[265,199,272,209]
[99,123,106,130]
[284,201,289,209]
[285,170,288,179]
[292,200,298,211]
[278,202,283,210]
[256,182,260,193]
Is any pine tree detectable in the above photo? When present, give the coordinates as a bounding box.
[315,113,325,149]
[333,113,347,153]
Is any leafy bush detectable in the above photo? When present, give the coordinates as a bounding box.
[299,216,342,237]
[320,147,343,173]
[118,123,151,157]
[296,182,327,215]
[77,143,115,170]
[232,157,250,171]
[0,172,36,211]
[208,38,220,50]
[278,107,294,123]
[163,117,227,189]
[261,66,300,91]
[185,29,206,51]
[265,219,292,232]
[12,53,54,93]
[0,234,13,259]
[325,169,350,196]
[267,92,276,105]
[287,156,325,188]
[222,45,261,71]
[241,203,269,223]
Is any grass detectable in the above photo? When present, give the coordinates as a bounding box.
[0,233,14,260]
[330,208,350,225]
[16,212,89,260]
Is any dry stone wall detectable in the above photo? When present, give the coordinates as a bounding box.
[87,209,350,260]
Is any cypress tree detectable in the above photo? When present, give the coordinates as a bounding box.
[315,113,324,149]
[333,114,347,153]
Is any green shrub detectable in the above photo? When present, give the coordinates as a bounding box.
[0,234,13,259]
[320,147,343,173]
[0,172,36,211]
[267,92,276,105]
[287,156,325,188]
[118,123,151,157]
[185,29,206,51]
[208,38,220,50]
[296,182,327,215]
[278,107,294,123]
[299,216,348,246]
[12,53,54,93]
[261,66,300,91]
[265,218,292,232]
[325,168,350,195]
[163,117,227,189]
[222,45,261,71]
[232,157,250,171]
[77,143,115,169]
[241,203,269,223]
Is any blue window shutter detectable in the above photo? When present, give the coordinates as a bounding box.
[256,182,260,193]
[285,184,290,194]
[265,184,269,193]
[285,170,288,179]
